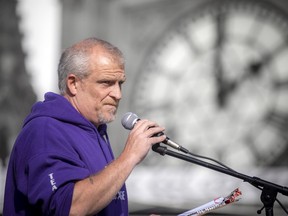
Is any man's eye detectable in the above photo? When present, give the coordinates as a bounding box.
[100,81,112,85]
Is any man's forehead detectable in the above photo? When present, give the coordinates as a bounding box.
[91,55,124,70]
[92,48,124,67]
[95,70,126,80]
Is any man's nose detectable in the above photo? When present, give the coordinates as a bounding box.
[110,84,122,99]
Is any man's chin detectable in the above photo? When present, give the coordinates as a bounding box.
[98,110,117,124]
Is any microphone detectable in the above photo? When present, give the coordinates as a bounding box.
[121,112,189,154]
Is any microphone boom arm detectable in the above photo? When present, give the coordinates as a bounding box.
[152,144,288,216]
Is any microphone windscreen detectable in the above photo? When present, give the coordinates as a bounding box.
[121,112,139,130]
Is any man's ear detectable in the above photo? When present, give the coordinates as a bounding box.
[66,74,78,95]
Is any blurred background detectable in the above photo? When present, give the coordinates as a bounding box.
[1,0,288,215]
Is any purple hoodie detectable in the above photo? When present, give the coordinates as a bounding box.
[3,92,128,216]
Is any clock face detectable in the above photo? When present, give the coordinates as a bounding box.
[129,0,288,167]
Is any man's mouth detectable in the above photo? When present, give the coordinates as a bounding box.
[105,103,118,108]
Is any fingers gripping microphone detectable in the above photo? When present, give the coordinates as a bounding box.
[121,112,189,154]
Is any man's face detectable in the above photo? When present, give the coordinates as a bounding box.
[72,52,126,126]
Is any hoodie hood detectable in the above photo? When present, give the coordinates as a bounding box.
[23,92,96,131]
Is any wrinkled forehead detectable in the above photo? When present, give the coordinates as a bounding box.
[89,55,125,74]
[100,71,126,82]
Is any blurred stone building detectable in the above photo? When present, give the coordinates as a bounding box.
[0,0,36,167]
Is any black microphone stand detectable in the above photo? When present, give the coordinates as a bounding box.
[152,144,288,216]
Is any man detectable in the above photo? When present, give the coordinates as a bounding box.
[3,37,166,215]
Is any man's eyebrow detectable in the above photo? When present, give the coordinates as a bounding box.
[98,75,126,83]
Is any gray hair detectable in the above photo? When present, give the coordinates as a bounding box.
[57,37,125,94]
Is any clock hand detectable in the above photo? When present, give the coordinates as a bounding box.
[227,56,268,93]
[232,60,263,87]
[232,39,288,89]
[213,60,263,107]
[214,12,230,108]
[214,47,275,108]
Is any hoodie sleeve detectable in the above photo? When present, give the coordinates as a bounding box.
[16,115,94,216]
[26,152,90,216]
